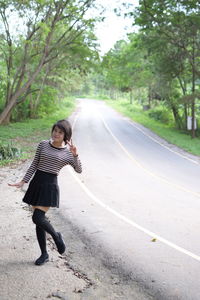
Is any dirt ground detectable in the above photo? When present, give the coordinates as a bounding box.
[0,160,92,300]
[0,160,154,300]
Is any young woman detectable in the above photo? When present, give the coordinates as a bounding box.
[9,119,82,265]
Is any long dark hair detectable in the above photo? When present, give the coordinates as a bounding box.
[51,119,72,144]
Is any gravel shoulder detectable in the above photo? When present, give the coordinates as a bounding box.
[0,161,89,300]
[0,160,153,300]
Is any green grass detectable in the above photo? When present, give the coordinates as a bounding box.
[106,99,200,157]
[0,98,75,166]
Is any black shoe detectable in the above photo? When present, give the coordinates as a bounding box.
[56,232,66,255]
[35,253,49,265]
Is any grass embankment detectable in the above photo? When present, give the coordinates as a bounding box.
[106,99,200,157]
[0,98,75,166]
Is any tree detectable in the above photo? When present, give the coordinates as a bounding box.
[25,30,99,119]
[133,0,200,136]
[0,0,98,124]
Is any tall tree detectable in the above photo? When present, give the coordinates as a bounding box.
[133,0,200,137]
[0,0,98,124]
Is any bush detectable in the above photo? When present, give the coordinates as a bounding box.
[0,142,21,160]
[147,106,172,124]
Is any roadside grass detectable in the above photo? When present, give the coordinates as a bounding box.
[0,98,75,166]
[106,99,200,157]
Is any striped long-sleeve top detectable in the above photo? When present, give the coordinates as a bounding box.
[23,140,82,183]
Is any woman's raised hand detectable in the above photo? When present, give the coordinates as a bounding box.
[67,139,78,156]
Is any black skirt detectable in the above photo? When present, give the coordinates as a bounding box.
[22,170,60,208]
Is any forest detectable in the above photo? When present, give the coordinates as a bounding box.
[0,0,200,160]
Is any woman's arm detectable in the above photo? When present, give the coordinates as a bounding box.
[8,142,42,187]
[71,155,82,173]
[67,140,82,173]
[22,141,42,183]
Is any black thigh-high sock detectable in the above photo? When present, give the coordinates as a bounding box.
[36,225,47,254]
[32,209,59,242]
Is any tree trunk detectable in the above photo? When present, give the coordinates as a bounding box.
[177,76,187,129]
[148,85,151,108]
[184,104,188,130]
[0,97,17,124]
[29,94,35,118]
[191,99,195,138]
[0,53,46,124]
[130,90,133,104]
[171,104,183,129]
[191,37,196,138]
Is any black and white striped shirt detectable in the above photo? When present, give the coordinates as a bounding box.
[23,140,82,183]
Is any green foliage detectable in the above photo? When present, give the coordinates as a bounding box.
[0,141,21,160]
[0,0,100,124]
[90,0,200,137]
[133,0,200,136]
[147,106,173,124]
[36,87,59,118]
[38,96,74,118]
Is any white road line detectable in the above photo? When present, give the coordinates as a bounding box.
[126,119,199,165]
[69,168,200,263]
[70,104,200,262]
[98,112,200,198]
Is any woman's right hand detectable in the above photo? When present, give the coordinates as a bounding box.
[8,180,25,188]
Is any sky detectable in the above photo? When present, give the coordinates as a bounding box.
[8,0,139,56]
[94,0,139,55]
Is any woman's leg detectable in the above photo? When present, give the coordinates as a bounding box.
[33,205,49,213]
[32,206,65,258]
[32,207,49,265]
[34,207,48,255]
[36,226,47,254]
[34,226,49,265]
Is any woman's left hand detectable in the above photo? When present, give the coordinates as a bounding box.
[8,180,25,188]
[67,139,78,156]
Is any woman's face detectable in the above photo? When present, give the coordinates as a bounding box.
[52,126,65,144]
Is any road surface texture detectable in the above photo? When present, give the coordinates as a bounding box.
[1,98,200,299]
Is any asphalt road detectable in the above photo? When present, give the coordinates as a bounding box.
[58,99,200,300]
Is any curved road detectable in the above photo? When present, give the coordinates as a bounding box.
[58,99,200,299]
